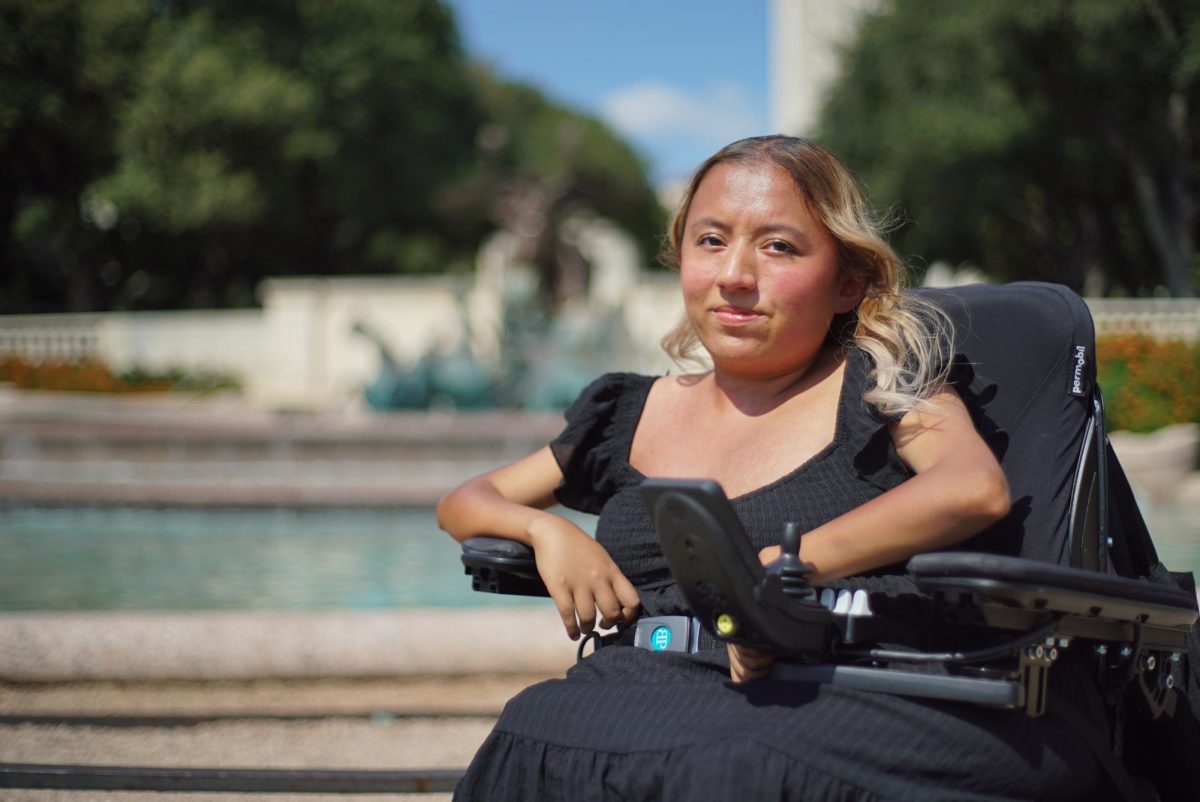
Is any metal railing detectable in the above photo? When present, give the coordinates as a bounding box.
[1086,298,1200,341]
[0,763,462,794]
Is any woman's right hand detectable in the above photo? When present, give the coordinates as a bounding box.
[437,446,639,640]
[528,514,641,640]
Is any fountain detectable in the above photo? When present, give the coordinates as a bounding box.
[353,217,646,411]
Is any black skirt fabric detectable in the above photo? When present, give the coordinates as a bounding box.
[457,646,1110,801]
[455,354,1112,800]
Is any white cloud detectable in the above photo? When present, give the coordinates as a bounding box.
[601,82,695,138]
[599,80,765,180]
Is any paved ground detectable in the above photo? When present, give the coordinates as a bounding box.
[0,609,578,683]
[0,675,553,802]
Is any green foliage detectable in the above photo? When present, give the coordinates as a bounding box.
[444,69,665,305]
[1097,335,1200,432]
[820,0,1200,296]
[475,72,663,252]
[1,0,145,310]
[0,355,241,394]
[1,0,662,314]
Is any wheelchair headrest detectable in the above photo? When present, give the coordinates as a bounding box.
[915,282,1098,563]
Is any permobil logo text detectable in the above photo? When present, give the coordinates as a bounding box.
[1071,345,1087,396]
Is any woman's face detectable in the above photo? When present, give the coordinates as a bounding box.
[679,160,864,378]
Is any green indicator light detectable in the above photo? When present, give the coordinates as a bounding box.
[716,614,736,636]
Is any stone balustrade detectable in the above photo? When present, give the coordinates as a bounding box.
[1086,298,1200,341]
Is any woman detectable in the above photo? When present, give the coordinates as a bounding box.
[438,136,1108,800]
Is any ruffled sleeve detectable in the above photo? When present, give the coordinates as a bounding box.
[550,373,644,513]
[848,350,1007,491]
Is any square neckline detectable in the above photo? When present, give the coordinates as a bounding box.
[618,350,859,503]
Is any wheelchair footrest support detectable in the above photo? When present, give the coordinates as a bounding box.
[770,663,1025,710]
[1019,642,1054,716]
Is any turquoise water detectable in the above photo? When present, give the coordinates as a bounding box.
[0,503,1194,612]
[0,506,589,612]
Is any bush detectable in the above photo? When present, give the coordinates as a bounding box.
[1096,335,1200,433]
[0,356,241,394]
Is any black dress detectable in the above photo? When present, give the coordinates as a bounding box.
[454,350,1111,801]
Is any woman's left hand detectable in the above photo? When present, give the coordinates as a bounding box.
[758,544,781,566]
[728,543,786,682]
[728,642,775,683]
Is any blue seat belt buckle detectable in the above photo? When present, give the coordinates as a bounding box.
[633,615,701,653]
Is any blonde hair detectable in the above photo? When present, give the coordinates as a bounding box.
[661,135,952,418]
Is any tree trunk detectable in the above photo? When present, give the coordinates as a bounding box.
[1110,93,1196,297]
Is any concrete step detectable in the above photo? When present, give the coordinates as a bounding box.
[0,390,565,505]
[0,676,549,801]
[0,716,494,771]
[0,610,576,682]
[0,675,545,718]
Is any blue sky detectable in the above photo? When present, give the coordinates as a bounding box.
[443,0,770,184]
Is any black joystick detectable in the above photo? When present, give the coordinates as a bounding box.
[766,521,812,598]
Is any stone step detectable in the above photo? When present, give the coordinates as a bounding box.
[0,717,493,771]
[0,676,544,718]
[0,610,576,682]
[0,676,546,801]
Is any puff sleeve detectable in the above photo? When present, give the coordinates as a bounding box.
[550,373,641,513]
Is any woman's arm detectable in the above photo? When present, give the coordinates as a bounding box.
[758,388,1009,581]
[731,389,1009,682]
[436,446,563,545]
[437,447,640,639]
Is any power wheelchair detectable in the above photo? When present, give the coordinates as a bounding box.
[461,282,1200,801]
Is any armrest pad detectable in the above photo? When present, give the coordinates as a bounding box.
[461,536,538,575]
[909,552,1198,629]
[460,536,547,597]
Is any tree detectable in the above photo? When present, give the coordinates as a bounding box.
[1,0,483,312]
[819,0,1200,296]
[444,68,665,310]
[1,0,664,314]
[90,0,484,309]
[0,0,149,312]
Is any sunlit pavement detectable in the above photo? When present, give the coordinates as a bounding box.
[0,675,552,802]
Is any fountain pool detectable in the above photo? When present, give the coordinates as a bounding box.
[1,502,1195,612]
[0,506,594,611]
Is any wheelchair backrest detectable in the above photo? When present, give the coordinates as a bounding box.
[916,282,1107,568]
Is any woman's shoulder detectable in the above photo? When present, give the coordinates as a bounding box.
[565,372,658,419]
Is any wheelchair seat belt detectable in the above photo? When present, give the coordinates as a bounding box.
[579,615,708,660]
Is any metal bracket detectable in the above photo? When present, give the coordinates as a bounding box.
[1018,640,1058,717]
[1133,650,1178,720]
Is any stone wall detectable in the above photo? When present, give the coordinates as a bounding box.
[2,276,1197,411]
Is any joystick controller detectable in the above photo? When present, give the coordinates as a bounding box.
[766,522,813,598]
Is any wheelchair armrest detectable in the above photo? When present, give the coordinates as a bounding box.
[909,552,1198,648]
[461,536,549,597]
